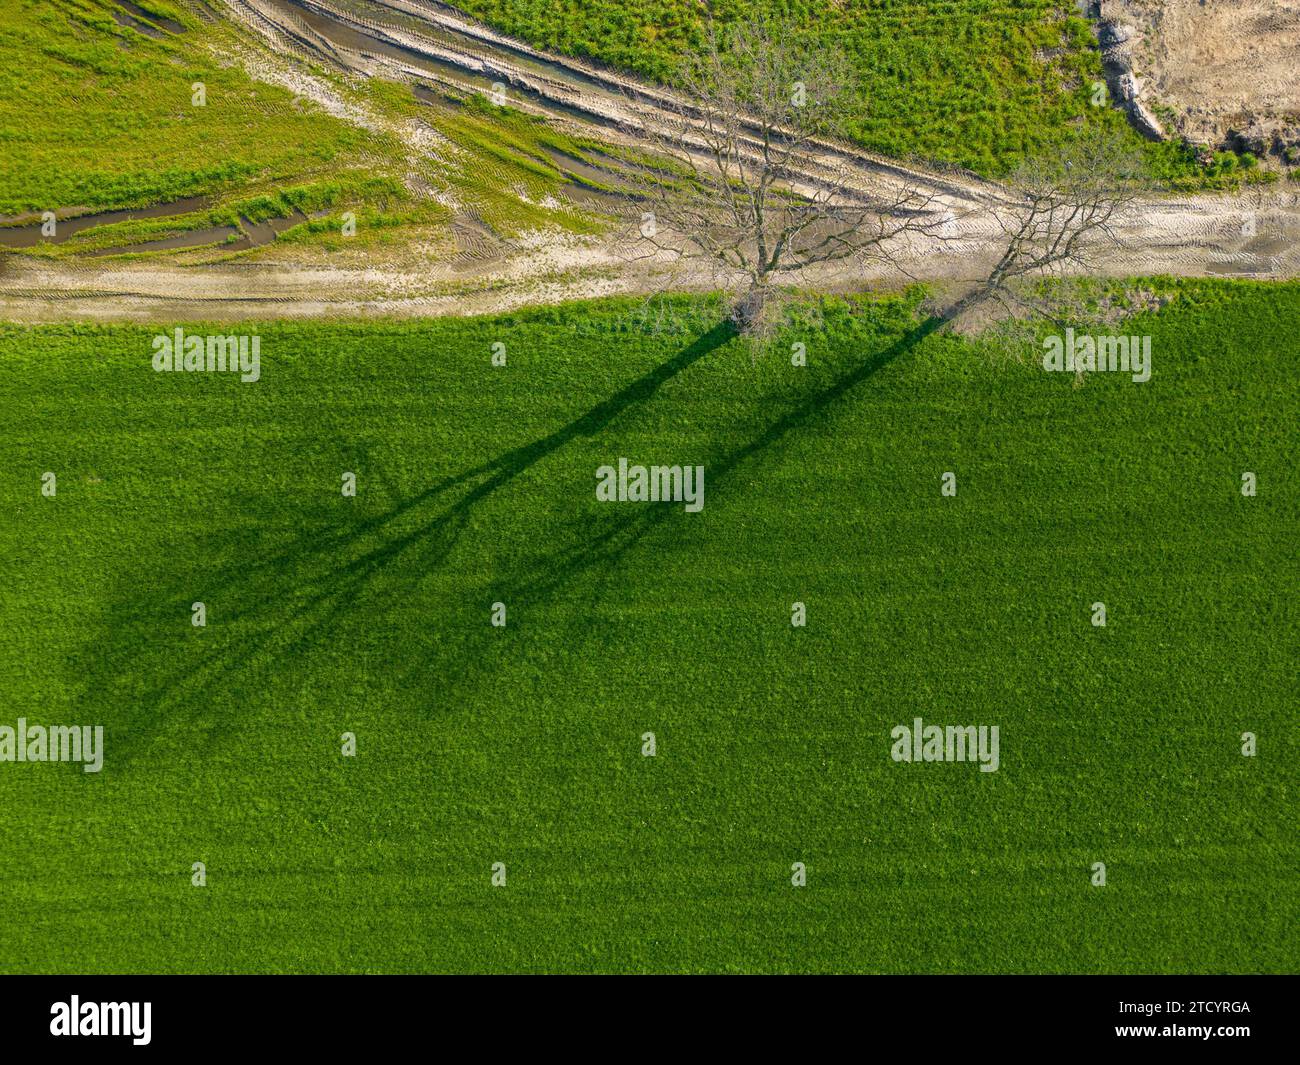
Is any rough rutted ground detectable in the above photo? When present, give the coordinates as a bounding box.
[4,183,1299,322]
[1101,0,1300,153]
[3,0,1300,322]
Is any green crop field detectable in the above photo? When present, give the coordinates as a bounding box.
[0,0,376,215]
[0,281,1294,973]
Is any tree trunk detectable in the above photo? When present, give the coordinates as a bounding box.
[730,283,771,335]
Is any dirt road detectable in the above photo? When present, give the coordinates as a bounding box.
[2,0,1297,323]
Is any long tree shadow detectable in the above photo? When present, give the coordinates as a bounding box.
[69,321,732,762]
[503,313,949,612]
[70,314,941,766]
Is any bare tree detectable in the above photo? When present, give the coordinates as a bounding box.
[624,15,946,334]
[946,130,1147,324]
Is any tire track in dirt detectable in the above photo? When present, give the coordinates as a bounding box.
[2,0,1298,321]
[257,0,1011,212]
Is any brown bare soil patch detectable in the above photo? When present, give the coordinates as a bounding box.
[1100,0,1300,156]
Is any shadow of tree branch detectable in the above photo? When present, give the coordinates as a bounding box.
[71,314,938,766]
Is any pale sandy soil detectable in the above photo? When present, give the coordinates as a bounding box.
[3,184,1298,322]
[1101,0,1300,151]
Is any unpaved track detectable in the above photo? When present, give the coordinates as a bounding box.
[245,0,1009,211]
[3,0,1299,323]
